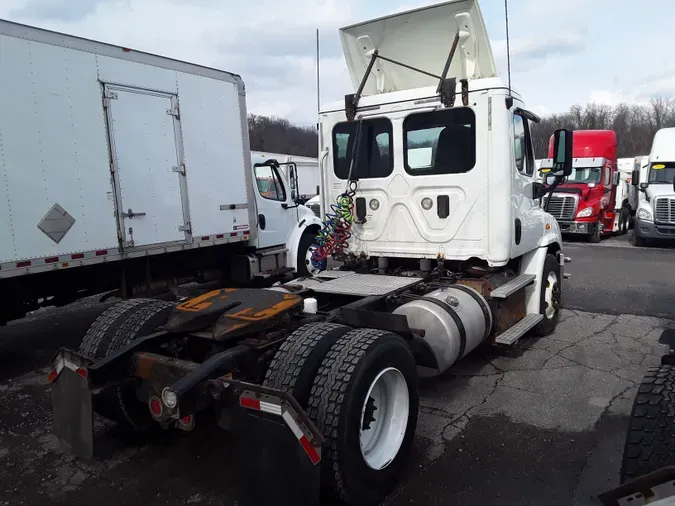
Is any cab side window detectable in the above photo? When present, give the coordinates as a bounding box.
[514,115,525,173]
[254,164,286,201]
[513,113,535,176]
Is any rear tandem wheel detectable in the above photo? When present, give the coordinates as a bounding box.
[78,299,176,431]
[307,328,420,505]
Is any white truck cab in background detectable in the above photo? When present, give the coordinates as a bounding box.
[631,128,675,246]
[251,151,320,204]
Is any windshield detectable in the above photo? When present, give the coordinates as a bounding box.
[648,162,675,184]
[565,167,602,184]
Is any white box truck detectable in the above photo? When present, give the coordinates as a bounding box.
[0,19,323,324]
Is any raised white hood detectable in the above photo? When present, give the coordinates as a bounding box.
[339,0,497,95]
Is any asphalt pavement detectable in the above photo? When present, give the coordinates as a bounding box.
[563,232,675,318]
[0,233,673,505]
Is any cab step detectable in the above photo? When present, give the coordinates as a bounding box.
[494,313,544,345]
[489,274,536,299]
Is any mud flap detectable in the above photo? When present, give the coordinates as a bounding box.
[49,350,95,459]
[234,409,321,505]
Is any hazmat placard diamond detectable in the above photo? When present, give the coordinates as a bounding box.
[37,203,76,244]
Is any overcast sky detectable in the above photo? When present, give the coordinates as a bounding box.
[2,0,674,126]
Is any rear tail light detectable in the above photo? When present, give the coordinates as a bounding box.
[149,396,163,418]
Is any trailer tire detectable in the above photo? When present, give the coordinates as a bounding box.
[263,322,351,408]
[532,254,561,337]
[307,328,419,505]
[79,300,176,431]
[296,232,318,277]
[621,364,675,484]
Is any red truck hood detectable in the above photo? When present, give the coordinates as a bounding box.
[555,183,597,201]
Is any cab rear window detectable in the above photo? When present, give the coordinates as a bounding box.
[403,108,476,175]
[332,118,393,180]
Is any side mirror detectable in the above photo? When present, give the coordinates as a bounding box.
[532,181,547,199]
[552,129,573,177]
[612,171,620,186]
[631,169,640,187]
[639,182,648,191]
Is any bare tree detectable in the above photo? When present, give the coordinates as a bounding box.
[530,98,675,158]
[249,97,675,160]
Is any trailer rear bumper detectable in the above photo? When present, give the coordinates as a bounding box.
[48,347,324,504]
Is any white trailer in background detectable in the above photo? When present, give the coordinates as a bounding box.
[251,151,320,203]
[0,19,322,324]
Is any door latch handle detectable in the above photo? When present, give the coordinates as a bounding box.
[122,208,146,219]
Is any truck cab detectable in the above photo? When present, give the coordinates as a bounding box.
[631,128,675,246]
[539,130,621,242]
[318,0,562,272]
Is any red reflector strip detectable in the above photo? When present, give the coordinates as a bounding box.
[45,257,59,263]
[47,369,59,383]
[239,396,261,410]
[76,367,88,379]
[299,435,321,465]
[71,253,84,260]
[216,234,224,239]
[95,250,108,256]
[16,261,31,268]
[201,236,210,241]
[230,232,238,237]
[282,410,321,464]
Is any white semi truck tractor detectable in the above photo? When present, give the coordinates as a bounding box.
[49,1,573,505]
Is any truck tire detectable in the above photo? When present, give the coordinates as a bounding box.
[296,231,318,277]
[78,298,155,359]
[632,234,648,247]
[588,219,602,243]
[619,208,630,235]
[307,328,419,505]
[532,254,561,337]
[621,364,675,484]
[263,322,351,408]
[79,299,176,431]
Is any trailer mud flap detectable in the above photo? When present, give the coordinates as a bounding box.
[49,351,95,459]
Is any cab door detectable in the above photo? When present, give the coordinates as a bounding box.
[253,162,297,249]
[511,110,541,257]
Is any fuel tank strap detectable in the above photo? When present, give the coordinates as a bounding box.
[451,284,492,342]
[411,296,467,358]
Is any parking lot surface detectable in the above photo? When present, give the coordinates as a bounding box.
[1,306,671,505]
[1,236,674,505]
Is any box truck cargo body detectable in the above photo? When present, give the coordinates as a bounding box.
[0,19,322,323]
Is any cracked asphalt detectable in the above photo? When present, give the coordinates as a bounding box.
[1,238,674,505]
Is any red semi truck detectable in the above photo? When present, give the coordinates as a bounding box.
[539,130,629,242]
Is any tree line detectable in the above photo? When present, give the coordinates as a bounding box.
[530,97,675,158]
[249,97,675,160]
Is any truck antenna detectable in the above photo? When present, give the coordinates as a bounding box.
[504,0,513,108]
[316,28,321,119]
